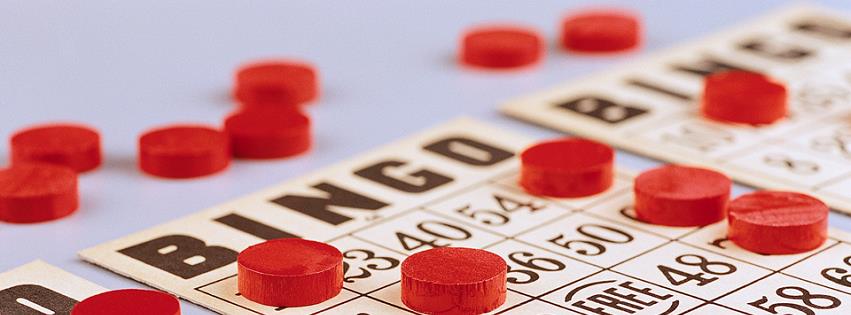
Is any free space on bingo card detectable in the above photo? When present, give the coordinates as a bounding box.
[502,5,851,216]
[74,118,851,314]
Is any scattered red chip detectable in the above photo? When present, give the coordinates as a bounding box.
[728,191,828,255]
[702,71,788,125]
[224,109,311,159]
[138,125,230,179]
[460,25,543,69]
[234,60,318,108]
[0,163,78,223]
[561,10,641,53]
[401,247,507,315]
[238,238,343,307]
[634,165,731,227]
[70,289,181,315]
[10,123,102,173]
[520,138,614,198]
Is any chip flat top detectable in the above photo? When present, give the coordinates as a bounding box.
[70,289,181,315]
[237,238,342,276]
[520,138,613,172]
[634,165,730,200]
[401,247,506,284]
[729,191,828,227]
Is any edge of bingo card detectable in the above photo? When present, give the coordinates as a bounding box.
[500,5,851,215]
[76,117,535,314]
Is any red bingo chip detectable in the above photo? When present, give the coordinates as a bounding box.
[728,191,828,255]
[520,138,614,198]
[401,247,507,315]
[634,165,731,227]
[234,60,318,108]
[224,109,311,159]
[70,289,181,315]
[238,238,343,307]
[460,25,543,69]
[561,9,641,53]
[702,71,787,125]
[11,123,102,172]
[0,163,78,223]
[138,125,230,179]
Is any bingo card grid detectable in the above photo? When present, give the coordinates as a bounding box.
[72,119,851,314]
[502,5,851,216]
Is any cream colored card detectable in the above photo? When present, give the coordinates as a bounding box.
[80,118,851,314]
[502,5,851,215]
[0,261,106,314]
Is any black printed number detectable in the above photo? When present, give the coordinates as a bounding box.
[821,255,851,287]
[551,224,634,256]
[763,154,820,175]
[748,286,841,315]
[657,254,736,287]
[395,221,472,251]
[505,251,566,285]
[341,249,400,283]
[661,123,734,153]
[454,193,545,226]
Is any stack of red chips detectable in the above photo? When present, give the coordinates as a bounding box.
[137,59,317,179]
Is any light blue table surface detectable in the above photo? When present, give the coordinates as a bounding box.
[2,1,851,313]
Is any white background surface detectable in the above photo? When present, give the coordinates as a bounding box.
[2,1,851,314]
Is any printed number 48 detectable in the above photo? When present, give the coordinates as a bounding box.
[656,254,736,286]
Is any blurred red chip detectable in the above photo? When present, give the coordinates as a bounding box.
[0,163,78,223]
[561,10,641,53]
[71,289,181,315]
[138,125,230,179]
[224,109,311,159]
[11,123,102,172]
[701,71,787,125]
[460,25,543,69]
[728,191,828,255]
[520,138,614,198]
[234,60,318,108]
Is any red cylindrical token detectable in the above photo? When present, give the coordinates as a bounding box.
[71,289,181,315]
[401,247,507,315]
[520,138,614,198]
[234,60,318,108]
[238,238,343,307]
[138,125,230,179]
[702,71,788,125]
[224,109,311,159]
[728,191,828,255]
[561,10,641,53]
[460,25,543,69]
[634,165,731,227]
[11,123,102,172]
[0,163,78,223]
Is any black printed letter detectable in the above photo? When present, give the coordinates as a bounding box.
[0,284,77,315]
[270,182,389,225]
[118,235,237,279]
[423,137,513,167]
[354,160,453,193]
